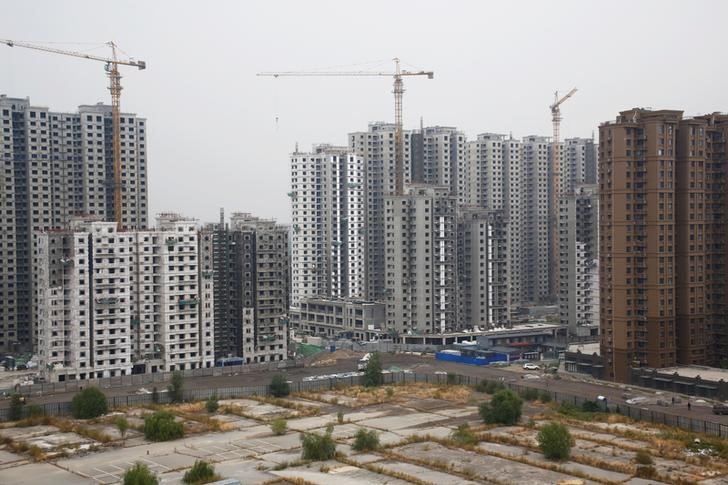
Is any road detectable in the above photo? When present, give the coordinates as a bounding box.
[1,354,724,426]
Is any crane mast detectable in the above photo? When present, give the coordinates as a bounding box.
[258,59,433,195]
[1,38,146,229]
[548,87,577,299]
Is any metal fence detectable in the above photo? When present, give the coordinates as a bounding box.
[6,358,305,396]
[3,371,728,439]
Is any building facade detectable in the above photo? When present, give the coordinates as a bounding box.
[289,297,385,341]
[384,185,457,334]
[36,216,213,382]
[457,207,509,329]
[559,184,599,337]
[290,145,365,306]
[203,212,289,363]
[599,108,728,382]
[0,95,148,353]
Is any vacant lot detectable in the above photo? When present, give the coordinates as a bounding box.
[1,382,727,484]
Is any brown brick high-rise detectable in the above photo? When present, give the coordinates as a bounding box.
[599,108,728,382]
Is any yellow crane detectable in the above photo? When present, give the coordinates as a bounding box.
[548,87,577,297]
[1,39,146,229]
[258,58,434,195]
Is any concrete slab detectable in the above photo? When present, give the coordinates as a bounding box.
[341,409,390,422]
[431,406,480,418]
[25,432,94,450]
[401,398,453,411]
[374,460,479,485]
[0,425,59,440]
[345,452,385,465]
[271,461,411,485]
[209,458,275,484]
[392,441,599,485]
[258,449,303,464]
[0,448,24,467]
[359,412,448,431]
[0,462,92,485]
[286,415,337,431]
[395,425,453,439]
[624,479,671,485]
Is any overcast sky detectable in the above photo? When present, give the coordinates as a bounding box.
[2,0,727,224]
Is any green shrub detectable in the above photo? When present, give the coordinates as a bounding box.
[151,387,159,404]
[538,391,552,403]
[115,416,130,442]
[205,394,219,413]
[635,449,653,465]
[451,423,477,445]
[123,462,159,485]
[537,422,574,460]
[143,411,184,441]
[182,460,220,484]
[581,400,600,412]
[519,388,539,401]
[364,352,383,388]
[269,374,290,398]
[301,429,336,460]
[352,428,380,452]
[71,387,108,419]
[168,371,184,403]
[337,410,344,424]
[446,373,457,385]
[271,418,287,435]
[9,394,25,421]
[26,404,44,417]
[479,389,523,425]
[475,380,504,394]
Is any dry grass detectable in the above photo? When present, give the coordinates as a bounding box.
[297,383,472,408]
[247,395,321,417]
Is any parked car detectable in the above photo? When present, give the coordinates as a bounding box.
[522,363,540,370]
[712,403,728,415]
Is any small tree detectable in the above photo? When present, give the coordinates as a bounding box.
[205,394,219,413]
[269,374,290,398]
[301,428,336,460]
[271,418,287,435]
[168,371,184,403]
[26,404,44,417]
[581,400,600,412]
[451,423,477,445]
[115,416,130,443]
[363,352,383,388]
[123,462,159,485]
[71,386,108,419]
[537,422,574,460]
[182,460,220,484]
[9,393,24,421]
[144,411,184,441]
[352,428,380,452]
[337,410,345,424]
[151,387,159,404]
[479,388,522,425]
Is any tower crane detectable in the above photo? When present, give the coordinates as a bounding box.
[258,58,434,195]
[548,87,577,298]
[1,39,146,229]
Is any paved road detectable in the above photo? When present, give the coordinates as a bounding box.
[1,354,725,426]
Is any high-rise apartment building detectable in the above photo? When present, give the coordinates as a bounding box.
[384,185,457,334]
[0,95,148,353]
[559,184,599,337]
[462,134,550,306]
[599,108,728,382]
[522,136,551,303]
[290,145,365,306]
[561,137,598,194]
[457,207,509,328]
[410,126,467,202]
[202,212,289,363]
[349,123,414,300]
[35,215,213,382]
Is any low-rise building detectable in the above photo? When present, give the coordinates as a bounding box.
[289,297,385,341]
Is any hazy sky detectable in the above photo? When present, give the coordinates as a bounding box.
[2,0,727,224]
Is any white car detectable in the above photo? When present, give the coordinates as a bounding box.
[522,363,540,370]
